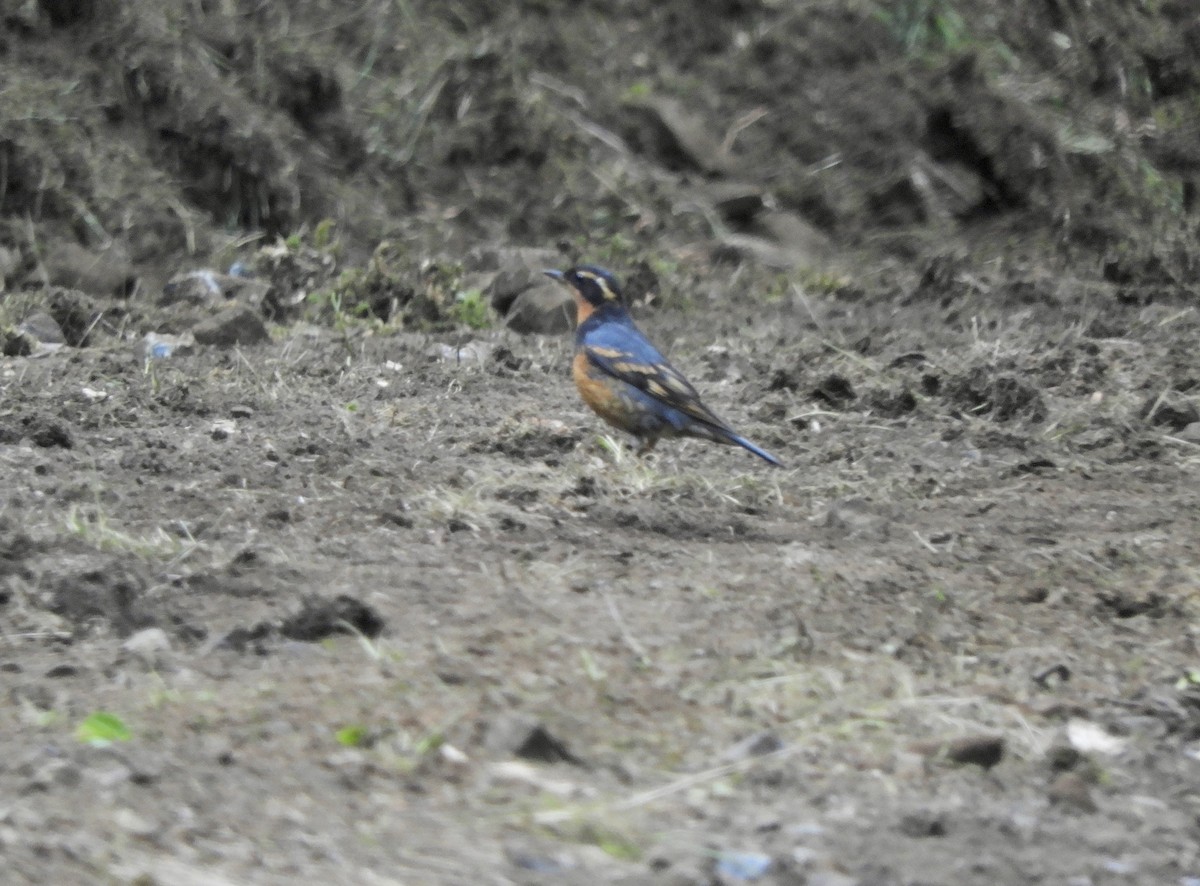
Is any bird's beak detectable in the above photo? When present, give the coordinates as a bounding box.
[543,269,565,282]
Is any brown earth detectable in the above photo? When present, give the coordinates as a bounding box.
[3,1,1200,884]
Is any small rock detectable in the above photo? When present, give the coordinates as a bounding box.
[126,752,165,785]
[504,283,574,335]
[715,851,772,881]
[192,304,270,347]
[325,749,373,790]
[121,627,172,658]
[807,871,860,886]
[483,713,580,764]
[1066,719,1125,756]
[22,758,82,793]
[1,328,36,357]
[509,852,572,874]
[202,735,236,766]
[91,761,135,788]
[114,807,158,838]
[898,809,947,838]
[41,240,135,297]
[1141,393,1199,432]
[210,419,237,441]
[487,266,542,314]
[230,404,255,419]
[910,733,1005,769]
[1101,857,1137,876]
[18,312,65,344]
[1047,772,1097,813]
[721,731,783,762]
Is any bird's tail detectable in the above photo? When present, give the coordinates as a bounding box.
[725,432,784,467]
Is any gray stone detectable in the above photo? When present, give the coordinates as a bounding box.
[114,807,159,839]
[121,627,172,658]
[22,758,82,793]
[504,283,573,335]
[1047,772,1097,813]
[41,240,135,297]
[192,304,270,347]
[14,312,64,349]
[487,266,542,314]
[807,872,860,886]
[1177,421,1200,443]
[2,327,36,357]
[721,731,784,762]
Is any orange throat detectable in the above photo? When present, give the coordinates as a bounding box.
[574,293,594,326]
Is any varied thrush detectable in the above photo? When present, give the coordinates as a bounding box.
[545,265,783,467]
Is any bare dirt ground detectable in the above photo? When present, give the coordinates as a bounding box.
[3,2,1200,884]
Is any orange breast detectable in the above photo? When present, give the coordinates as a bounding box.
[573,351,636,432]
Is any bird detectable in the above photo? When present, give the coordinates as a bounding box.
[544,265,783,467]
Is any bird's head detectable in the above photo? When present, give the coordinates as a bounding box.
[544,265,624,324]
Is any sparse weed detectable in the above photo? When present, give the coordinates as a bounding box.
[450,287,492,329]
[623,81,652,101]
[335,724,369,747]
[65,507,194,561]
[873,0,969,55]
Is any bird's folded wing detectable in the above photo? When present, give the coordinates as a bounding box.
[582,341,727,429]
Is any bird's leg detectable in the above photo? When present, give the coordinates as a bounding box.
[635,436,659,457]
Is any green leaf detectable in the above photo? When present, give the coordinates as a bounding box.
[335,725,368,747]
[76,712,132,745]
